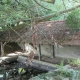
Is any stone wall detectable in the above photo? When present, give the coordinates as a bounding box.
[35,44,80,59]
[55,45,80,59]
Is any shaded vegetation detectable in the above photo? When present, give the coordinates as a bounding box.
[0,62,47,80]
[66,9,80,31]
[30,64,80,80]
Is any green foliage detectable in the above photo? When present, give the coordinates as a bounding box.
[29,66,80,80]
[0,0,79,30]
[56,60,72,77]
[0,0,35,29]
[18,67,26,75]
[29,60,80,80]
[66,9,80,30]
[68,59,80,66]
[29,71,58,80]
[56,60,64,72]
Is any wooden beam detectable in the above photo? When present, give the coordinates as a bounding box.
[52,45,55,58]
[39,44,41,55]
[1,42,4,56]
[0,42,1,56]
[38,44,41,60]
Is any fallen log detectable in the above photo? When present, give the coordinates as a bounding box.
[32,60,57,71]
[7,52,28,57]
[0,52,29,65]
[17,56,56,71]
[0,56,18,64]
[17,56,32,66]
[7,53,19,57]
[0,54,57,71]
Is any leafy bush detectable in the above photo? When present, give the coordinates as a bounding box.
[68,59,80,66]
[66,9,80,31]
[29,65,80,80]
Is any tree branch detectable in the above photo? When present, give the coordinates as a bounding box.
[11,4,80,24]
[35,4,80,22]
[34,0,52,11]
